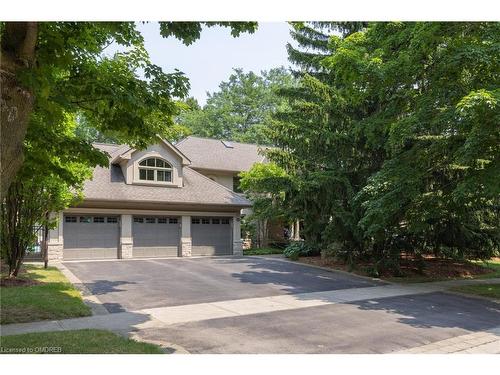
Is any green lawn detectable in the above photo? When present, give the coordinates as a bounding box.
[244,247,284,256]
[1,265,91,324]
[472,259,500,279]
[450,284,500,299]
[0,329,164,354]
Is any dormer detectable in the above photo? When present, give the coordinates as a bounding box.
[111,138,191,188]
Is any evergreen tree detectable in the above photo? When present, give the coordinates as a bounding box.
[248,22,499,273]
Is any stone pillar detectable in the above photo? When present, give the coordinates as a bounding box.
[47,212,64,261]
[119,214,133,259]
[232,215,243,256]
[180,215,192,257]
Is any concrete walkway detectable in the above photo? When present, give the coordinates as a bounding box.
[2,278,498,338]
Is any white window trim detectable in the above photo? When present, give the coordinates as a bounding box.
[133,155,179,187]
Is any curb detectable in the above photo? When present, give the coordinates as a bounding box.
[54,263,109,316]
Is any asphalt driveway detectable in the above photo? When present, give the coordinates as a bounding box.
[135,292,500,354]
[63,256,500,353]
[63,256,383,313]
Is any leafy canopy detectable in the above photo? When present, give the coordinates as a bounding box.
[178,67,295,145]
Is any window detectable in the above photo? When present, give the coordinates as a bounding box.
[107,217,118,223]
[80,216,91,223]
[158,217,167,224]
[212,218,220,224]
[192,218,200,224]
[169,218,178,224]
[145,217,156,224]
[134,217,144,223]
[65,216,77,223]
[93,216,105,223]
[201,218,210,224]
[221,218,230,224]
[138,157,172,183]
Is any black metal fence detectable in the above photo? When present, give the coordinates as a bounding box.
[24,225,46,260]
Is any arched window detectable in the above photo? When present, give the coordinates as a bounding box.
[138,157,172,182]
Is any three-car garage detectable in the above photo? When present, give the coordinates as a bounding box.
[62,214,235,260]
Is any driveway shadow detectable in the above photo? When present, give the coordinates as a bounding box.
[224,256,383,294]
[346,292,500,331]
[74,280,137,296]
[291,289,500,333]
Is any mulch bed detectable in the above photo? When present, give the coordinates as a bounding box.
[297,255,496,280]
[0,264,39,287]
[0,277,41,287]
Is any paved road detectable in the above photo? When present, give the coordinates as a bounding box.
[63,256,383,312]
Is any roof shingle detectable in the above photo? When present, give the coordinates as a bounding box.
[176,136,268,172]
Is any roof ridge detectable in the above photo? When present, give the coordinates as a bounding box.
[177,135,271,148]
[92,142,123,147]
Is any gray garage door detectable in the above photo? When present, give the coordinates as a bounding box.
[132,216,180,257]
[63,215,119,260]
[191,217,232,256]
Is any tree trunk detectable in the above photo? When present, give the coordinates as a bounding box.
[0,22,38,200]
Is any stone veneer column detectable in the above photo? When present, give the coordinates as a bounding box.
[119,214,133,259]
[47,212,64,261]
[180,215,192,256]
[232,215,243,256]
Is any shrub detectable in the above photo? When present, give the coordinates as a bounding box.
[284,241,318,260]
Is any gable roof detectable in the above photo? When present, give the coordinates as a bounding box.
[110,137,191,166]
[175,136,268,173]
[83,143,251,208]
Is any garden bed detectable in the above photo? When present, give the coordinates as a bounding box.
[244,247,284,256]
[296,256,500,283]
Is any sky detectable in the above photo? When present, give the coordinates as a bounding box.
[137,22,294,105]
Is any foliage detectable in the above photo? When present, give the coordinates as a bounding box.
[178,67,295,144]
[253,22,500,271]
[243,247,284,256]
[283,241,318,260]
[239,162,292,225]
[1,111,104,277]
[0,329,164,354]
[0,265,91,324]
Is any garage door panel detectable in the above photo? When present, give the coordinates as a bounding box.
[133,246,179,258]
[192,217,232,256]
[63,216,119,260]
[63,248,117,260]
[132,217,180,258]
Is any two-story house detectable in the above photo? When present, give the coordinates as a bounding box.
[47,136,266,261]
